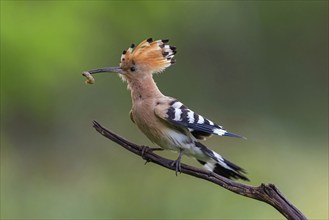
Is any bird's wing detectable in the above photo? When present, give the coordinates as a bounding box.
[154,99,245,140]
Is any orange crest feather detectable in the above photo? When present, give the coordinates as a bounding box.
[120,38,177,74]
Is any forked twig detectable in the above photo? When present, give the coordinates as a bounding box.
[92,120,307,220]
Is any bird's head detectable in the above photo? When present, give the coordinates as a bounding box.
[82,38,176,83]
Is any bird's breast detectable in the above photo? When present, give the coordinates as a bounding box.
[131,100,194,151]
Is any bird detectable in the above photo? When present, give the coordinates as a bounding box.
[83,38,249,181]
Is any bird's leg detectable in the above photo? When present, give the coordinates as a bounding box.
[170,149,184,176]
[140,145,164,164]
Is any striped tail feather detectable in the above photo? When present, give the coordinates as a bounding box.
[198,158,249,181]
[195,142,249,181]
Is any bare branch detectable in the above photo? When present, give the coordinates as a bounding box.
[92,120,307,220]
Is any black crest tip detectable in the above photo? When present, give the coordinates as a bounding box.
[147,37,153,43]
[170,46,177,51]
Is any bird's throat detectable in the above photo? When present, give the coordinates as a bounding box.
[128,75,163,101]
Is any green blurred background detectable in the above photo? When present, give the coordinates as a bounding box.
[1,1,328,219]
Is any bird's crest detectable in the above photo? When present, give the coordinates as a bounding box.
[120,38,177,74]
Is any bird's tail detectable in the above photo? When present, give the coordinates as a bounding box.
[195,142,249,181]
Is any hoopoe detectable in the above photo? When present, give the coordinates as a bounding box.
[83,38,249,181]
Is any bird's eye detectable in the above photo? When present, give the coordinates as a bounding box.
[130,67,136,72]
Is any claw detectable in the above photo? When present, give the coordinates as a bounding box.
[171,149,183,176]
[141,145,151,164]
[140,146,164,164]
[170,160,181,176]
[141,145,150,157]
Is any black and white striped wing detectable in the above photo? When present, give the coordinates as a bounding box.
[156,100,244,140]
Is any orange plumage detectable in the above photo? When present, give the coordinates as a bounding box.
[120,38,176,76]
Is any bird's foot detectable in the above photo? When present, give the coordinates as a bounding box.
[170,159,182,176]
[170,150,183,176]
[140,146,164,164]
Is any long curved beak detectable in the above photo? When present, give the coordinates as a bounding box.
[84,66,123,74]
[82,66,123,84]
